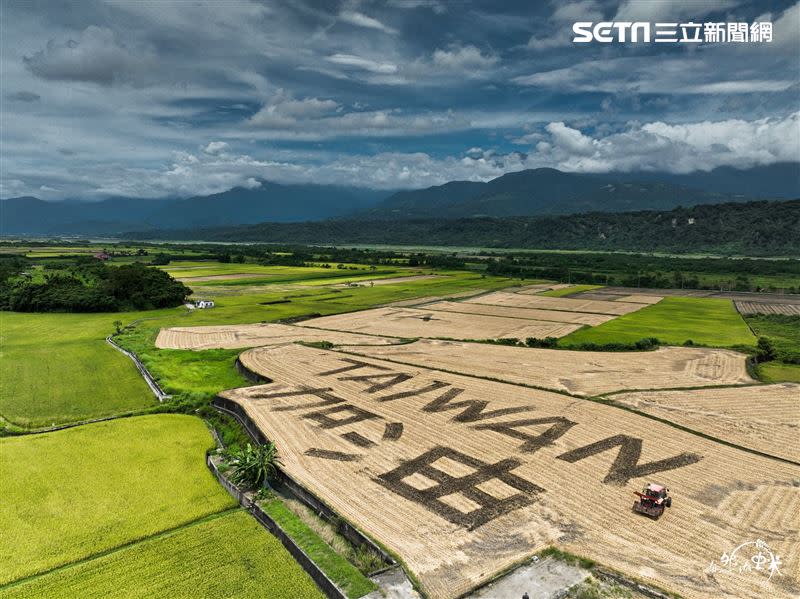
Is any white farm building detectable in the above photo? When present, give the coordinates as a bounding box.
[194,300,215,309]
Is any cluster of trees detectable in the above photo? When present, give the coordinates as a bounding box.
[483,336,662,352]
[208,246,466,269]
[485,251,800,293]
[129,200,800,257]
[0,260,190,312]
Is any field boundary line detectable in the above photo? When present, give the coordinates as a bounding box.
[0,507,240,591]
[106,335,170,401]
[0,409,161,437]
[205,453,350,599]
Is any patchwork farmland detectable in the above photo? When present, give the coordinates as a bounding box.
[6,241,799,599]
[219,344,800,599]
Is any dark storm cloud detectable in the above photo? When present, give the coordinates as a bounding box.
[6,91,40,102]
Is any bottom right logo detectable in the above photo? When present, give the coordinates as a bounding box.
[707,539,782,581]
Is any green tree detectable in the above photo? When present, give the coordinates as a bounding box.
[756,337,776,363]
[226,442,281,489]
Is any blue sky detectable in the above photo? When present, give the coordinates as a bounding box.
[1,0,798,199]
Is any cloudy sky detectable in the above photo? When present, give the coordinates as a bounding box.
[1,0,799,200]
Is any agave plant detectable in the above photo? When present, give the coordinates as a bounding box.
[226,442,281,489]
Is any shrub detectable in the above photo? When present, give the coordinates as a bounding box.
[226,442,282,489]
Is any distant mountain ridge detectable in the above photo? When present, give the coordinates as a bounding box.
[2,163,798,235]
[361,163,800,219]
[0,182,389,236]
[124,199,800,257]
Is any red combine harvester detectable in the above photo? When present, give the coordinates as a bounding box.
[633,483,672,519]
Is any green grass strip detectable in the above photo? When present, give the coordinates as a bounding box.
[259,498,378,598]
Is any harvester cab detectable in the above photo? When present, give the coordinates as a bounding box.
[633,483,672,519]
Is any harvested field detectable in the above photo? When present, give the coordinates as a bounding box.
[515,283,572,295]
[298,307,582,340]
[612,384,800,462]
[386,289,489,308]
[357,339,755,396]
[335,274,440,287]
[736,301,800,316]
[155,323,400,350]
[176,273,270,282]
[219,345,800,599]
[616,294,664,304]
[422,300,614,326]
[465,292,652,315]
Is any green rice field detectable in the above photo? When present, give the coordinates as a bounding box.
[1,511,324,599]
[0,414,235,585]
[561,297,756,348]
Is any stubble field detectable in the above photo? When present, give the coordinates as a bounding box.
[611,384,800,462]
[736,301,800,316]
[354,339,756,396]
[464,292,654,315]
[219,344,800,599]
[419,300,615,326]
[155,322,401,350]
[298,306,583,340]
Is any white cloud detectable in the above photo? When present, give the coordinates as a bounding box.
[249,89,340,128]
[338,11,398,35]
[536,112,800,174]
[432,45,499,70]
[45,112,797,197]
[552,0,603,23]
[243,89,470,138]
[325,53,398,74]
[512,56,796,94]
[528,0,603,51]
[203,141,229,155]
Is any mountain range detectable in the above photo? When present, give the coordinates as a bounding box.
[126,199,800,256]
[1,163,797,236]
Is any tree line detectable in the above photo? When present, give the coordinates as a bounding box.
[0,257,190,312]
